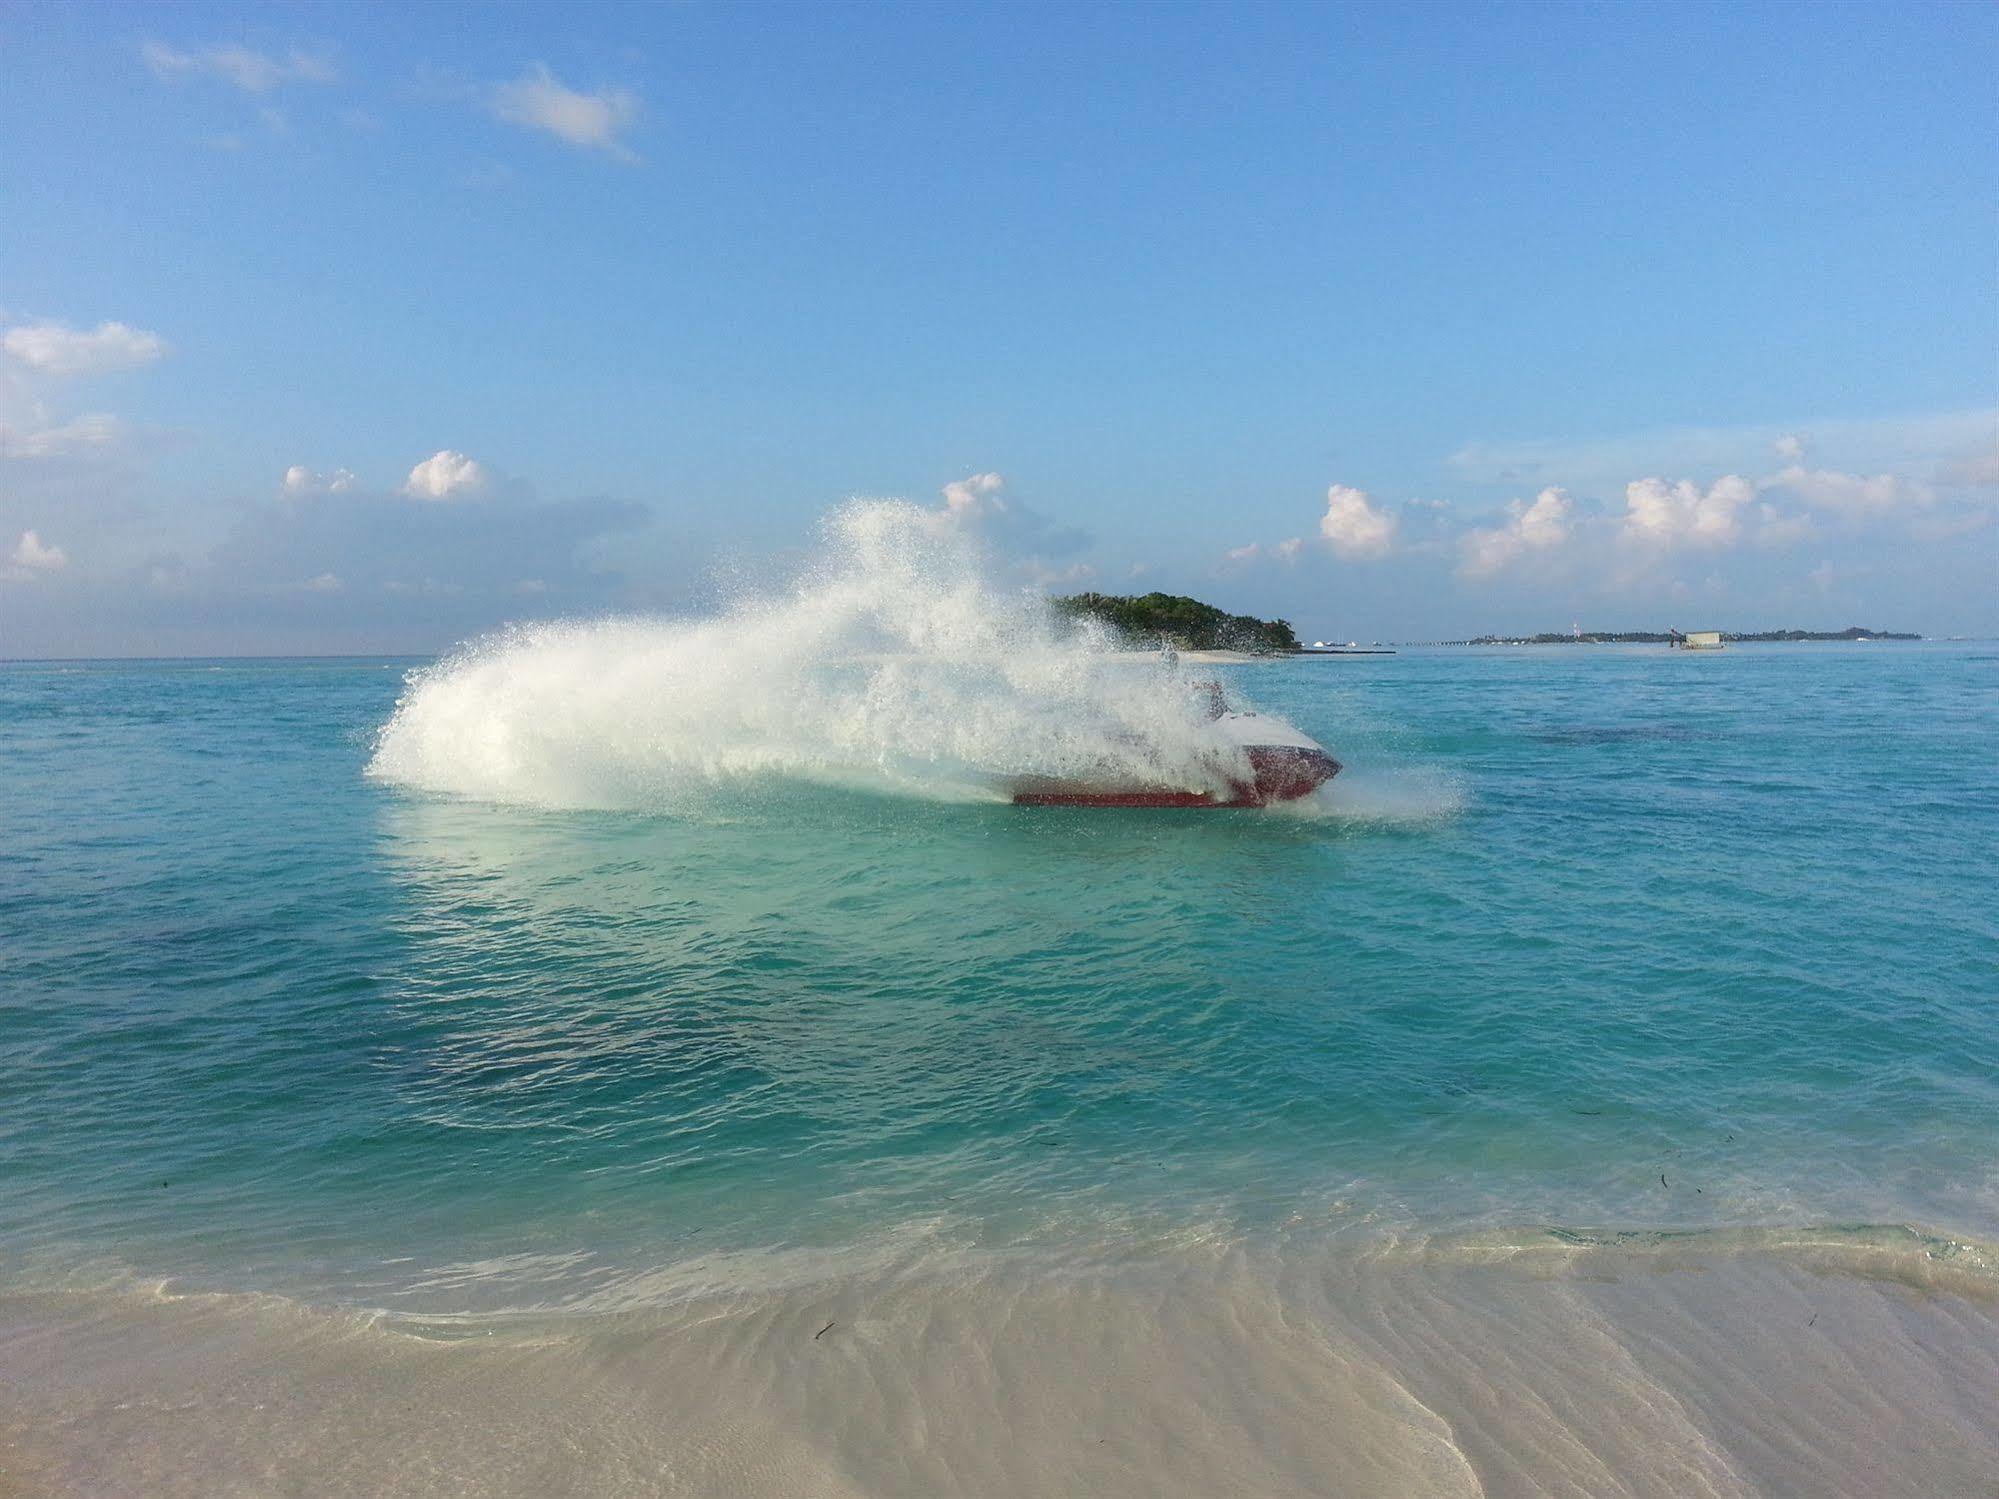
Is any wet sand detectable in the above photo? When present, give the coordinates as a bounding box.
[6,1236,1995,1497]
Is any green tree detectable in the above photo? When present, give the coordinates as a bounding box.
[1053,592,1299,653]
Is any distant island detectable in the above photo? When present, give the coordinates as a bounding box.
[1050,598,1922,653]
[1054,592,1300,654]
[1445,626,1920,646]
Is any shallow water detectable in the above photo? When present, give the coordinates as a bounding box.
[4,635,1997,1493]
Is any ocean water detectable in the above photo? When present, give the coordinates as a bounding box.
[4,521,1997,1493]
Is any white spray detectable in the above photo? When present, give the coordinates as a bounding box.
[368,500,1283,811]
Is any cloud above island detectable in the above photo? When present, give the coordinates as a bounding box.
[1621,474,1757,550]
[1460,487,1573,576]
[403,449,490,500]
[1450,409,1996,492]
[1760,463,1930,518]
[924,471,1092,581]
[1318,484,1397,559]
[6,529,69,579]
[283,464,358,496]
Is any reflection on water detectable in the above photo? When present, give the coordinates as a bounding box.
[367,792,1382,1299]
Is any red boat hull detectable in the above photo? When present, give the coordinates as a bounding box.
[1011,745,1341,808]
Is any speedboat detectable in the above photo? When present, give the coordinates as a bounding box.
[1009,681,1341,808]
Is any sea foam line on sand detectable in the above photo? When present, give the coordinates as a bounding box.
[6,1233,1995,1498]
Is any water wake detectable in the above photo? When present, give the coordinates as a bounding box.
[369,501,1287,811]
[1269,766,1466,825]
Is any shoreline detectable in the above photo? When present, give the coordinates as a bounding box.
[7,1230,1994,1497]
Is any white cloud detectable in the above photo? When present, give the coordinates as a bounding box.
[1622,474,1755,549]
[1773,433,1806,463]
[1451,408,1994,490]
[1459,486,1573,576]
[302,572,343,593]
[0,410,123,460]
[941,471,1005,519]
[1506,488,1571,548]
[492,65,640,160]
[1,321,159,463]
[1318,483,1397,559]
[283,464,358,496]
[403,450,489,500]
[1752,504,1816,550]
[11,530,68,571]
[142,41,337,93]
[1221,536,1304,568]
[1761,463,1930,518]
[3,320,168,376]
[928,472,1091,571]
[1939,443,1999,489]
[1026,560,1096,588]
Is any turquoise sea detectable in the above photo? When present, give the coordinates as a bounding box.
[5,625,1997,1493]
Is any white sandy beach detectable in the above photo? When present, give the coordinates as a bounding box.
[7,1236,1995,1498]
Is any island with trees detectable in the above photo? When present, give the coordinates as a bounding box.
[1049,597,1921,653]
[1449,626,1920,645]
[1054,592,1300,654]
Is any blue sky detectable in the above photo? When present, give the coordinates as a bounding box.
[3,0,1994,654]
